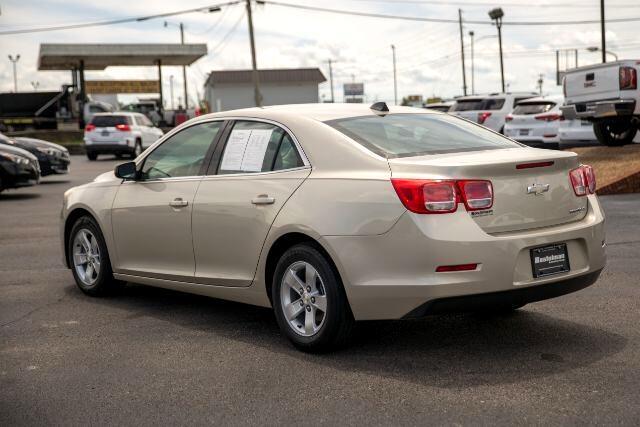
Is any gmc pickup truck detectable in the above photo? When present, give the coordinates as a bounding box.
[561,60,638,146]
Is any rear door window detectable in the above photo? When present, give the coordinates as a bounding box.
[483,98,505,110]
[217,121,303,174]
[91,115,130,128]
[452,99,484,111]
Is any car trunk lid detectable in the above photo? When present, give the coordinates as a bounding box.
[388,147,588,233]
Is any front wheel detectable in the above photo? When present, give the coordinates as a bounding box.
[593,119,637,146]
[272,244,354,352]
[68,216,124,296]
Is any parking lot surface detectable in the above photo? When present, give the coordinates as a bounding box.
[1,155,639,425]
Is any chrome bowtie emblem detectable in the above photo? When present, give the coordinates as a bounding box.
[527,183,550,195]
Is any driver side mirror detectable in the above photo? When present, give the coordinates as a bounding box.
[114,161,138,180]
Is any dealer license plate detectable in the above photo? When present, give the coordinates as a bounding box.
[530,243,570,278]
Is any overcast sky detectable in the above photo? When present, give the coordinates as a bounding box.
[1,0,639,106]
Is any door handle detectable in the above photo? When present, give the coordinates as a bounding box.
[251,195,275,205]
[169,198,189,208]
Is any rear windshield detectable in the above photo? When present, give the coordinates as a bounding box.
[452,98,505,111]
[512,102,555,115]
[90,115,130,127]
[325,113,520,158]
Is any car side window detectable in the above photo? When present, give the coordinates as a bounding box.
[218,121,303,174]
[141,115,153,127]
[140,121,222,180]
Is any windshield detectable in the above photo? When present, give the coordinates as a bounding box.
[325,113,520,158]
[512,102,555,115]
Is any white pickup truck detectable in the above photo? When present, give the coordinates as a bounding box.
[561,60,638,146]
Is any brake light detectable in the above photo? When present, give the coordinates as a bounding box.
[569,164,596,196]
[457,180,493,210]
[619,66,637,90]
[516,161,554,169]
[477,111,492,124]
[535,113,563,121]
[85,124,96,132]
[391,179,493,214]
[505,114,513,122]
[115,124,131,131]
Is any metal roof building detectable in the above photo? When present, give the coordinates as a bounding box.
[204,68,326,112]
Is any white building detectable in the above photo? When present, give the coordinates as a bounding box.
[204,68,326,111]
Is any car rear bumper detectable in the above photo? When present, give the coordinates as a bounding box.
[561,99,636,120]
[324,194,606,320]
[85,143,135,155]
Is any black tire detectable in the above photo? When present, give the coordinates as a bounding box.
[68,216,124,296]
[272,244,354,353]
[593,119,637,146]
[87,152,98,161]
[133,139,143,158]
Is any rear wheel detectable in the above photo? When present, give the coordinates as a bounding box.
[133,139,143,157]
[68,216,123,296]
[593,119,637,146]
[87,152,97,161]
[272,244,354,352]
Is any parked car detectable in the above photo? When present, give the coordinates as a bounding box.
[84,112,164,161]
[504,96,563,149]
[561,60,639,146]
[450,92,538,133]
[423,101,453,112]
[61,103,605,352]
[0,133,70,175]
[0,143,40,192]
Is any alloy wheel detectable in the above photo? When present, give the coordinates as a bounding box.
[72,229,101,286]
[280,261,327,336]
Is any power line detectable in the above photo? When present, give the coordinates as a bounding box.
[350,0,640,8]
[261,0,640,26]
[0,1,242,36]
[209,9,247,55]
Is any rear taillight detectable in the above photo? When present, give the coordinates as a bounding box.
[457,180,493,210]
[115,124,131,131]
[477,111,492,124]
[85,124,96,132]
[505,114,513,122]
[619,66,637,90]
[569,164,596,196]
[391,179,493,214]
[535,113,563,121]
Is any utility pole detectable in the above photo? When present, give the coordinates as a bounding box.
[246,0,262,107]
[488,8,505,92]
[170,75,175,109]
[469,30,475,95]
[537,73,544,95]
[8,54,20,92]
[327,59,335,103]
[600,0,606,63]
[179,23,188,109]
[458,9,467,96]
[391,45,397,105]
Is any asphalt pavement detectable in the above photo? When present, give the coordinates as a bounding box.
[1,155,639,425]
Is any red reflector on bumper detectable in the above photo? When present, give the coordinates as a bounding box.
[436,263,478,272]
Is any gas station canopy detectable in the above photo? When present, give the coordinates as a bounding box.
[38,43,207,70]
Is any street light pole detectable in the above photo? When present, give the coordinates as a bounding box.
[327,59,335,103]
[170,75,175,110]
[8,54,20,92]
[469,30,475,95]
[391,44,397,105]
[488,8,505,93]
[179,23,188,109]
[458,9,467,96]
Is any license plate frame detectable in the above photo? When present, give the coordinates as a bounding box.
[519,129,530,136]
[101,130,110,137]
[530,243,570,278]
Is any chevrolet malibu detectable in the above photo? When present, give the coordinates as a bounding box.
[60,103,606,352]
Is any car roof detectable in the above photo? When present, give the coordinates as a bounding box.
[193,103,439,123]
[515,95,563,104]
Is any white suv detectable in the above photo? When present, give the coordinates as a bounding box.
[450,92,538,133]
[84,112,163,161]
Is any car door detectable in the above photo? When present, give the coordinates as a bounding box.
[111,120,224,281]
[191,120,311,287]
